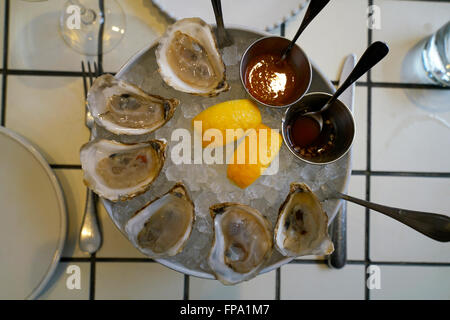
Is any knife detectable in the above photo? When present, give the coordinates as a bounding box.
[327,54,356,269]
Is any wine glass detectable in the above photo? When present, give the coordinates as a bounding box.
[59,0,126,56]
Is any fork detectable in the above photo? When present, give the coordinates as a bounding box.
[79,61,102,254]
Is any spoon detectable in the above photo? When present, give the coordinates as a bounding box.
[305,41,389,131]
[211,0,233,48]
[280,0,331,61]
[322,185,450,242]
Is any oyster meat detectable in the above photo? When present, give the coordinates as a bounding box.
[87,74,179,135]
[156,18,229,97]
[274,183,334,257]
[80,139,166,202]
[208,203,273,285]
[125,183,195,258]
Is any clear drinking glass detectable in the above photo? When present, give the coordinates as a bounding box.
[59,0,126,56]
[422,21,450,87]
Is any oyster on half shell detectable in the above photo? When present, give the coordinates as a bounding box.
[156,18,229,97]
[274,183,334,257]
[80,139,166,202]
[125,183,195,258]
[208,203,273,285]
[87,74,179,135]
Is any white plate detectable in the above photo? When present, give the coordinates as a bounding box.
[153,0,309,31]
[0,127,67,300]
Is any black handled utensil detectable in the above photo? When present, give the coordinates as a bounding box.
[304,41,389,130]
[211,0,233,48]
[280,0,331,61]
[323,185,450,243]
[341,192,450,242]
[328,54,356,270]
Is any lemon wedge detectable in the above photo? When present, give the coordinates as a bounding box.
[227,124,282,189]
[192,99,262,148]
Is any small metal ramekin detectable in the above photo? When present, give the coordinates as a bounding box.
[282,92,356,165]
[240,36,312,108]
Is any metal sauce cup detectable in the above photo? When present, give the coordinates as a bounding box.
[282,92,355,165]
[240,36,312,108]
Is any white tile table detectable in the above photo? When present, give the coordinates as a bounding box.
[0,0,449,300]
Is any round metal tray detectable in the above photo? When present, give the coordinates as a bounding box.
[100,26,351,280]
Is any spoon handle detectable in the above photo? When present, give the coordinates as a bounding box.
[211,0,232,47]
[338,192,450,242]
[79,189,102,253]
[328,41,389,106]
[282,0,331,58]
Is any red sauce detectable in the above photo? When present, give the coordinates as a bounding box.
[287,115,336,158]
[290,116,321,148]
[244,52,298,106]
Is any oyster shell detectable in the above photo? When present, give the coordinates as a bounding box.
[80,139,166,202]
[125,183,195,258]
[274,183,334,257]
[87,74,179,135]
[156,18,229,97]
[208,203,273,285]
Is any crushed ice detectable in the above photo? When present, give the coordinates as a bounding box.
[102,31,350,275]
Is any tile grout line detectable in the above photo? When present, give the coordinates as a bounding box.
[7,70,86,77]
[288,259,450,267]
[51,164,82,170]
[61,257,92,263]
[60,256,450,267]
[275,268,281,300]
[49,164,450,178]
[1,0,10,127]
[402,0,450,3]
[89,0,105,301]
[370,261,450,267]
[90,257,156,263]
[331,80,450,90]
[97,0,104,74]
[365,0,374,301]
[274,23,285,301]
[352,171,450,178]
[290,259,366,265]
[89,253,96,300]
[366,81,450,90]
[5,68,449,90]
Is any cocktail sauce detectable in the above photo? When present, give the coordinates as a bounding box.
[244,52,299,106]
[290,116,321,148]
[287,116,336,158]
